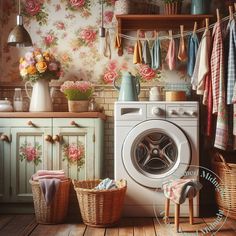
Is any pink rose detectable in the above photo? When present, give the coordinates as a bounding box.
[80,29,96,44]
[48,62,58,71]
[24,0,41,16]
[103,70,119,84]
[26,147,37,161]
[107,61,117,71]
[68,145,83,161]
[138,65,156,81]
[104,11,114,24]
[56,22,65,30]
[44,34,55,46]
[69,0,85,9]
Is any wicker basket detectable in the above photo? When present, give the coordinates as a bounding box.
[73,179,127,227]
[212,153,236,219]
[30,179,71,224]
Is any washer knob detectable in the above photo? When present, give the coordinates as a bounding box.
[188,110,196,116]
[152,107,161,116]
[169,109,176,115]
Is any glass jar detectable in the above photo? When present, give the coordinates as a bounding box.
[13,88,23,112]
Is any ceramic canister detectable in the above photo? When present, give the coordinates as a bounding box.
[191,0,210,14]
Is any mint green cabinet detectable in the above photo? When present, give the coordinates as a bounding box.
[0,117,104,203]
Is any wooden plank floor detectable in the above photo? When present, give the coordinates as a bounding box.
[0,215,236,236]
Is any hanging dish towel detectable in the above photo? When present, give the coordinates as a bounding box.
[211,21,228,150]
[165,34,176,71]
[143,39,152,66]
[133,40,143,64]
[227,18,236,104]
[151,36,162,69]
[187,32,199,77]
[191,28,211,95]
[178,29,188,62]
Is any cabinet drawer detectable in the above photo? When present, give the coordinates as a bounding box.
[0,118,52,127]
[53,118,95,127]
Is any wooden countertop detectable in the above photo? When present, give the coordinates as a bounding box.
[0,112,106,120]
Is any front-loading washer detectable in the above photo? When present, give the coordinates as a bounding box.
[114,102,199,217]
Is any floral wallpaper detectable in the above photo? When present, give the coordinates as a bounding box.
[0,0,224,85]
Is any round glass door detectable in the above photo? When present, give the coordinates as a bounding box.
[122,120,191,188]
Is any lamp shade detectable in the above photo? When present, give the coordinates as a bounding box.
[7,15,32,47]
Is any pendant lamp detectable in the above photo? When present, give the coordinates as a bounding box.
[7,0,33,47]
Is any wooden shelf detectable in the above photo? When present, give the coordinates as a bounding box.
[115,14,214,55]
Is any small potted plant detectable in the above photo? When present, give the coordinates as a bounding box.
[60,81,93,112]
[161,0,183,15]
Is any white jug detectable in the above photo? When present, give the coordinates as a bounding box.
[149,86,163,101]
[25,79,54,112]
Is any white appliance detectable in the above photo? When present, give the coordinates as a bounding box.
[114,102,199,217]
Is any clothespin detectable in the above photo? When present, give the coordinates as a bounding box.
[234,3,236,12]
[205,18,209,30]
[193,22,197,34]
[180,25,184,37]
[229,5,234,20]
[154,30,158,39]
[216,8,220,23]
[169,30,172,38]
[137,29,140,39]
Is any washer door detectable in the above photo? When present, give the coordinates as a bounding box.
[122,120,191,188]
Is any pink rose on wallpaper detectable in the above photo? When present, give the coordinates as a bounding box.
[24,0,41,16]
[138,64,156,81]
[108,61,118,71]
[69,0,85,9]
[80,29,96,44]
[55,21,65,30]
[103,70,119,84]
[104,11,113,24]
[44,34,55,46]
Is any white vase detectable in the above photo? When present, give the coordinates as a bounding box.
[25,79,53,112]
[68,100,89,112]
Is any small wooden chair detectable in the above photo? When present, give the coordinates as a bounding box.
[164,188,195,232]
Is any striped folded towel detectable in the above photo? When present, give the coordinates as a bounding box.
[162,179,202,204]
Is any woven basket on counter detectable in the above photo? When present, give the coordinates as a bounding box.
[73,179,127,227]
[30,179,71,224]
[212,153,236,219]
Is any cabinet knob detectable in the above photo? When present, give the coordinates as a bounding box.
[70,120,80,127]
[53,135,61,143]
[0,134,10,142]
[45,135,53,143]
[27,120,36,127]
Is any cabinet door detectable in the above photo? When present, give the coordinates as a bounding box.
[53,126,95,180]
[10,126,52,202]
[0,128,11,202]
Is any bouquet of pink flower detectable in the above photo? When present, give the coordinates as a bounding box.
[19,48,61,82]
[60,81,93,101]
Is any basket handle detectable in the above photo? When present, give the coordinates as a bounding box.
[215,153,231,170]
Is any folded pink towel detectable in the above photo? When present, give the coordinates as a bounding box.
[32,174,67,181]
[37,170,65,176]
[162,179,202,204]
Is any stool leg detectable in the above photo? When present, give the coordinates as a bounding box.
[189,198,194,225]
[165,198,170,224]
[175,203,180,232]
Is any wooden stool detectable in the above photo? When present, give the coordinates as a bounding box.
[164,197,194,232]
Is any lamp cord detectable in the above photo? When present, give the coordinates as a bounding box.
[101,0,104,28]
[18,0,21,15]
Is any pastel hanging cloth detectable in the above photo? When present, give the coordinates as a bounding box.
[187,22,199,77]
[211,11,228,150]
[143,33,152,66]
[133,30,143,64]
[227,18,236,104]
[165,30,176,71]
[191,19,211,95]
[104,30,111,59]
[178,25,188,62]
[151,31,162,69]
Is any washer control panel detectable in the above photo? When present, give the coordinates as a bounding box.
[166,105,198,118]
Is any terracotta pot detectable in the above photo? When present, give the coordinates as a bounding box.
[68,100,89,112]
[164,2,181,15]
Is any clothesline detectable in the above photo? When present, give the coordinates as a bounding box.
[109,13,233,41]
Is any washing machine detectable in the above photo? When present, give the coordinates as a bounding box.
[114,101,199,217]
